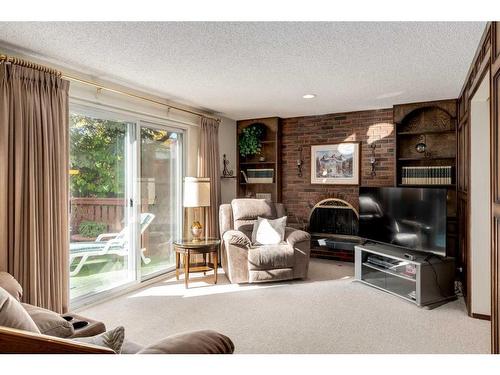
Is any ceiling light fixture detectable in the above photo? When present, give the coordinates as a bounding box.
[302,94,316,99]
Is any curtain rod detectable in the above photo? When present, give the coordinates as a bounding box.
[0,53,62,76]
[0,53,220,122]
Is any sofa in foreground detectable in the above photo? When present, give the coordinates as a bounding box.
[0,272,234,354]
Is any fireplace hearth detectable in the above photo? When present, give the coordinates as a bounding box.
[308,198,362,261]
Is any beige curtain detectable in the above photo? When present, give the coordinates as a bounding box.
[0,63,70,313]
[199,117,221,238]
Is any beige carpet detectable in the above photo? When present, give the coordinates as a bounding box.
[78,258,490,353]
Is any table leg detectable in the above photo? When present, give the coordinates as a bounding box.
[213,250,218,284]
[184,251,190,288]
[203,253,207,275]
[175,252,180,280]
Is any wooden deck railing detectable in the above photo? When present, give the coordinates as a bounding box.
[70,197,126,234]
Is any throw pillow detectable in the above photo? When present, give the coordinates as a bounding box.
[22,303,74,338]
[74,326,125,354]
[0,287,40,333]
[251,216,287,245]
[0,272,23,302]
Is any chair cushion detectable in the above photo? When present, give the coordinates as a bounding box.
[0,287,40,333]
[231,199,276,231]
[248,243,295,270]
[0,272,23,302]
[138,330,234,354]
[252,216,287,245]
[22,303,74,338]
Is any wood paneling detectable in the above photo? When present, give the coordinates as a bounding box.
[491,21,500,354]
[456,23,492,327]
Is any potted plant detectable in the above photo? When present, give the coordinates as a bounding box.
[238,123,266,160]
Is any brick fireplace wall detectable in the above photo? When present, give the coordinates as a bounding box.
[281,108,395,225]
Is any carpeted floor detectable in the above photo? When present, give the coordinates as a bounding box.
[78,258,490,353]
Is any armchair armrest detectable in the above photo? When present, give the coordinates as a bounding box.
[137,330,234,354]
[284,228,311,246]
[222,230,252,248]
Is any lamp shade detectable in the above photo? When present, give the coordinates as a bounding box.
[183,177,211,207]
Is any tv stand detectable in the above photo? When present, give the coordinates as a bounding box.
[354,242,456,308]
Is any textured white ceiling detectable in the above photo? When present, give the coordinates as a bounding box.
[0,22,486,120]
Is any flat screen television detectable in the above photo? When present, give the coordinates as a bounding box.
[358,187,447,256]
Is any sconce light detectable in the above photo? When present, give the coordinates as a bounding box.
[221,154,234,178]
[370,143,377,177]
[297,146,303,177]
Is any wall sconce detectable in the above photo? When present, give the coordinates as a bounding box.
[221,154,234,178]
[297,146,303,177]
[369,143,377,177]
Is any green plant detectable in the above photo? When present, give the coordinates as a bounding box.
[78,220,107,238]
[238,123,266,158]
[69,114,161,198]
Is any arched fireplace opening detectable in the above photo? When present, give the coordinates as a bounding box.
[308,198,363,261]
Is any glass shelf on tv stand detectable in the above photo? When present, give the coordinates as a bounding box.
[360,262,418,303]
[355,241,456,308]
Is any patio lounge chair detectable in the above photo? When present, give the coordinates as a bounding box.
[69,213,156,276]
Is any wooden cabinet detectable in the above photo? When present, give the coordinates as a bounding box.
[394,100,458,259]
[236,117,282,202]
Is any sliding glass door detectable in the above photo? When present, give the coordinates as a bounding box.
[69,106,183,303]
[139,124,183,279]
[69,112,135,300]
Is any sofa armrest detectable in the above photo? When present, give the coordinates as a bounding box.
[222,230,252,248]
[284,228,311,246]
[137,330,234,354]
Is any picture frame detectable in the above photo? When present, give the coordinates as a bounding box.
[310,142,360,185]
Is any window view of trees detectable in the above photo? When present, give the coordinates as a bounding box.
[70,114,127,198]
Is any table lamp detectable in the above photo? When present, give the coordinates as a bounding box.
[183,177,211,241]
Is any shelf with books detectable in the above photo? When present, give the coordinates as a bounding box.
[400,165,454,185]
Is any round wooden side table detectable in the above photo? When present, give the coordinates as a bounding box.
[173,238,221,288]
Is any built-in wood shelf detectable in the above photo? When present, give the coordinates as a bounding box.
[394,99,458,258]
[237,117,282,202]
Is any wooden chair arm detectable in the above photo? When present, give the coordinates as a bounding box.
[0,326,114,354]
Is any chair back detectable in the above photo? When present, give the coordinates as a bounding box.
[230,199,277,231]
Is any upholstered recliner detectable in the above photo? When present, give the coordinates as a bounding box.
[219,199,311,284]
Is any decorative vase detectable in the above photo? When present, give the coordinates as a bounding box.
[191,225,203,241]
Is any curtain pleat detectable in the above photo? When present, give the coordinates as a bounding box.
[199,117,221,238]
[0,63,70,313]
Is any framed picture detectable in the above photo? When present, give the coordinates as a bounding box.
[310,142,360,185]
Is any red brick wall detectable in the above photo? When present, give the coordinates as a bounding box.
[281,108,395,224]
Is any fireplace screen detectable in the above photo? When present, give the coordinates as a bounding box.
[308,198,359,236]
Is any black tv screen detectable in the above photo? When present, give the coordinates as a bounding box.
[359,187,447,256]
